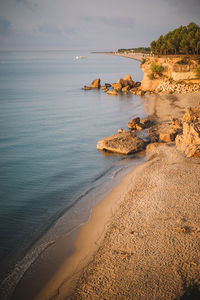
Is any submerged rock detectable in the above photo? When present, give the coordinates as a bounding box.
[105,83,112,88]
[97,132,145,155]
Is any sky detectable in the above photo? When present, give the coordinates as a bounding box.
[0,0,199,51]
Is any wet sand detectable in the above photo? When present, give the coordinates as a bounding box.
[34,93,200,299]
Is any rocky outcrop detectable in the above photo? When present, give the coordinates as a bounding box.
[175,106,200,157]
[141,56,200,92]
[97,132,145,155]
[90,78,101,89]
[83,74,146,96]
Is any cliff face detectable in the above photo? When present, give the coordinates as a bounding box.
[140,56,199,91]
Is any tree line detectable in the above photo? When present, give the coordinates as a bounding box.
[150,22,200,55]
[118,47,150,54]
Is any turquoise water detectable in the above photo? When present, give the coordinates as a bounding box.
[0,50,144,296]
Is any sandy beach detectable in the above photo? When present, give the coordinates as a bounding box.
[31,92,200,300]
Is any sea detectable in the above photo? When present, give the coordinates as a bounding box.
[0,50,145,299]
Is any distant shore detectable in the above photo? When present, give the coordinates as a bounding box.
[92,51,148,62]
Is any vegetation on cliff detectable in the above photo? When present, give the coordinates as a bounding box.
[150,22,200,55]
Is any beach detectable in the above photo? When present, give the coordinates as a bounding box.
[31,91,200,300]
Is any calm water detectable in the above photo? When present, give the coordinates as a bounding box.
[0,50,145,297]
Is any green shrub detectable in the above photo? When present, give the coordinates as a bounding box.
[148,72,155,79]
[141,58,146,65]
[176,57,190,65]
[150,63,164,76]
[195,66,200,78]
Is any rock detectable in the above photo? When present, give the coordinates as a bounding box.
[112,82,123,92]
[101,85,108,91]
[135,82,141,88]
[140,118,154,128]
[159,132,174,143]
[122,86,130,94]
[97,132,145,155]
[123,74,135,88]
[136,90,146,96]
[128,117,141,129]
[82,85,92,90]
[158,117,183,143]
[118,128,126,133]
[107,90,118,96]
[175,105,200,157]
[105,83,111,88]
[129,88,137,94]
[90,78,101,89]
[183,106,200,123]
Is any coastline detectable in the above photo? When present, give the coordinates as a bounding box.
[11,54,200,299]
[98,52,146,62]
[33,92,200,299]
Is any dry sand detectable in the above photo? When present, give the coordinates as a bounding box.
[72,143,200,299]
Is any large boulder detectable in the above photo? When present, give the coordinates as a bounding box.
[97,132,145,155]
[90,78,101,89]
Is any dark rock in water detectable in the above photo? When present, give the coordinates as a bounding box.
[97,132,145,155]
[128,117,141,129]
[105,83,112,88]
[90,78,101,89]
[135,82,141,88]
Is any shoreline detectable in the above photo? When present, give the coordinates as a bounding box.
[35,160,147,300]
[34,92,200,299]
[10,156,145,300]
[10,54,200,299]
[99,52,146,62]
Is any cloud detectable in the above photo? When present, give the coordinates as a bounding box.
[15,0,38,11]
[83,16,135,29]
[38,24,62,36]
[0,17,12,35]
[166,0,200,18]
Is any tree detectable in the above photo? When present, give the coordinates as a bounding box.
[150,22,200,55]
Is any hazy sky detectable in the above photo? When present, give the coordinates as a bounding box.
[0,0,199,50]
